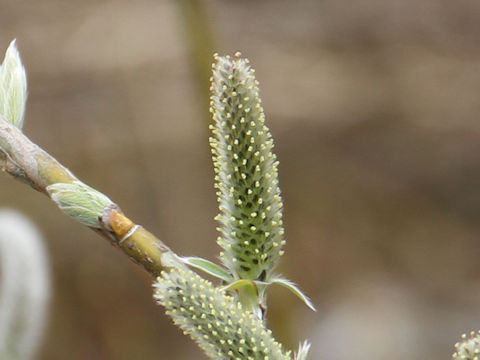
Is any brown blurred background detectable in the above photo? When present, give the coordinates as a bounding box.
[1,0,480,359]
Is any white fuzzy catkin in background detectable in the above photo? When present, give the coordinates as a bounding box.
[0,209,50,360]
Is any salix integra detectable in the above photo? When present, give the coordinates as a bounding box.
[0,40,314,360]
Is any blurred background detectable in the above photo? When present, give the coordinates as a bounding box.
[1,0,480,359]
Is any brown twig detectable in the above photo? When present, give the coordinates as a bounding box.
[0,115,183,277]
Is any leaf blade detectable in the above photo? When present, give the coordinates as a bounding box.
[269,277,316,312]
[180,257,233,282]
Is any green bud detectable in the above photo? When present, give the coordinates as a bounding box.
[0,40,27,129]
[453,331,480,360]
[210,53,285,281]
[154,268,291,360]
[46,181,115,228]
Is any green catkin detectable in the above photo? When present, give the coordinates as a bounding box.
[209,53,285,281]
[154,268,291,360]
[453,331,480,360]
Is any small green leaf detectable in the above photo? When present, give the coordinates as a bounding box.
[180,257,232,282]
[269,277,316,312]
[221,279,258,294]
[221,279,260,316]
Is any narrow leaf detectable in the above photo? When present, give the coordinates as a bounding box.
[181,257,232,282]
[269,277,316,312]
[221,278,260,316]
[221,279,258,294]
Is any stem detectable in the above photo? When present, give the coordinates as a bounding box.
[0,115,183,277]
[176,0,215,123]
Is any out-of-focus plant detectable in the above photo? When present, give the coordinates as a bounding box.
[0,41,313,359]
[0,209,50,360]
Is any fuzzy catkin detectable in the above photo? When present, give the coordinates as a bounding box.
[209,53,285,281]
[154,268,290,360]
[453,331,480,360]
[0,210,50,360]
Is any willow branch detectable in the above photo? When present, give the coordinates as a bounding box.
[0,115,182,277]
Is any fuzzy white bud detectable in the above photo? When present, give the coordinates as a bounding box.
[0,40,27,129]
